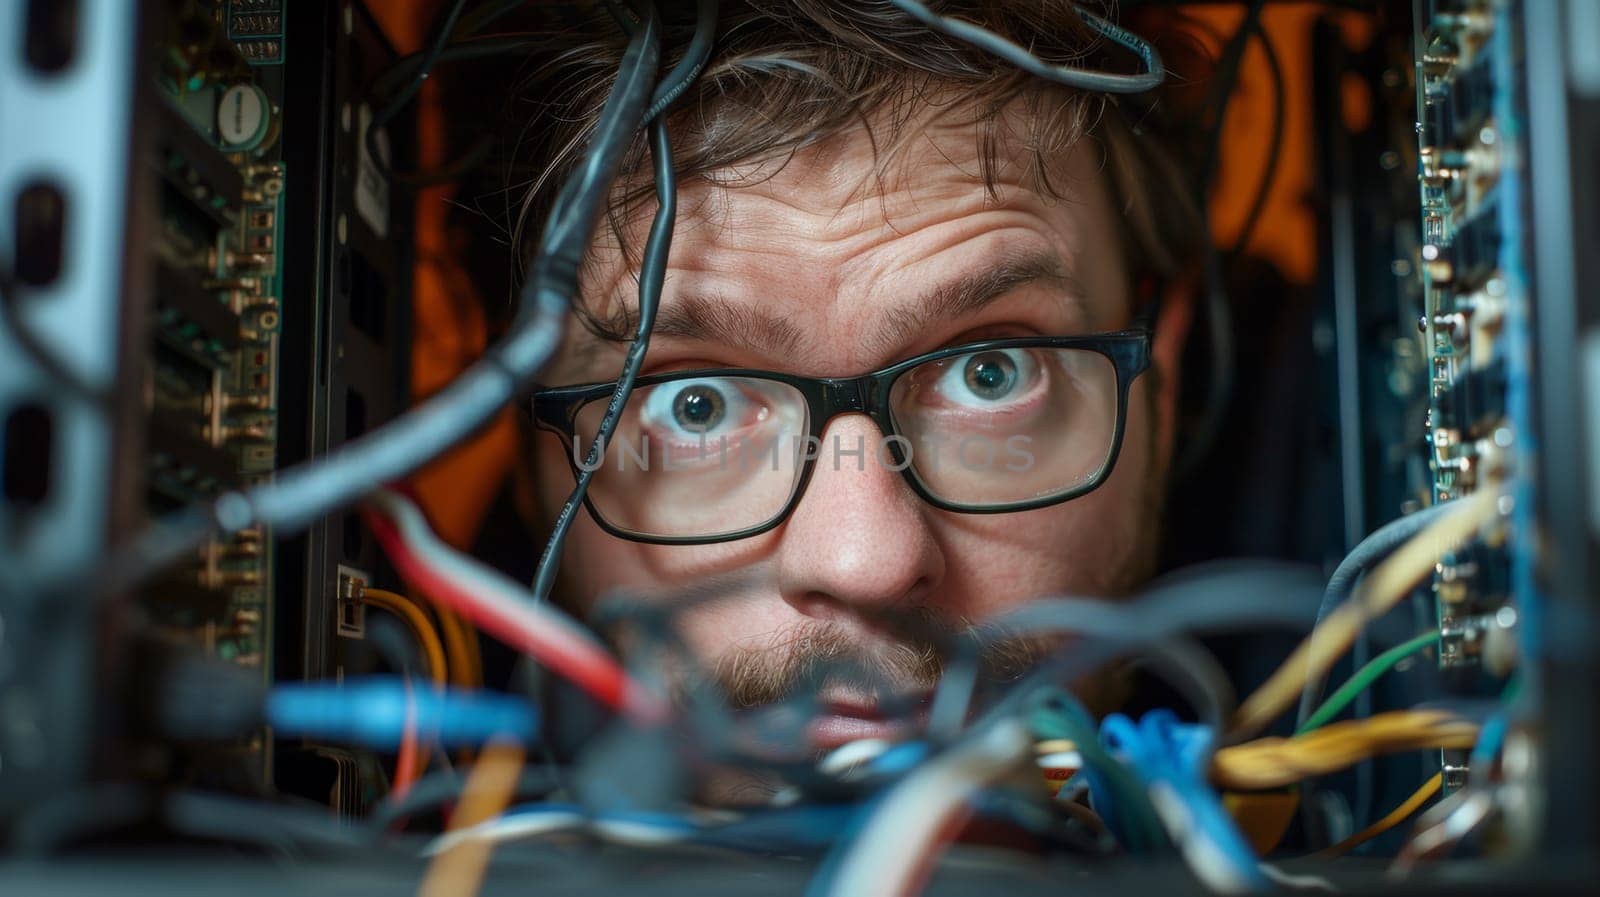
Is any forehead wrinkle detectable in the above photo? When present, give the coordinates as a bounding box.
[862,248,1086,360]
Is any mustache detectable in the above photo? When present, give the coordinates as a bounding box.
[703,615,1065,712]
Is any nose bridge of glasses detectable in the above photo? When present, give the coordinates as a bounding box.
[817,376,870,420]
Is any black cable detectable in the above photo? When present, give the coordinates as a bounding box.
[1199,0,1267,189]
[364,0,469,179]
[530,119,671,606]
[887,0,1166,94]
[369,34,541,101]
[642,0,719,122]
[164,791,390,855]
[90,0,663,599]
[532,0,717,605]
[1174,0,1266,479]
[0,265,112,407]
[366,766,564,834]
[1229,24,1285,257]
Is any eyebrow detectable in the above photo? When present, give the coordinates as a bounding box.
[864,249,1085,358]
[579,248,1082,362]
[581,289,805,358]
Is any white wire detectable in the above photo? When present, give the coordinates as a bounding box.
[422,808,698,856]
[823,718,1033,897]
[1258,863,1338,892]
[818,739,894,778]
[422,808,588,855]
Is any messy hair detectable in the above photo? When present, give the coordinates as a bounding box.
[469,1,1210,318]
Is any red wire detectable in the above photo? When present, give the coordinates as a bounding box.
[392,679,421,800]
[362,505,664,722]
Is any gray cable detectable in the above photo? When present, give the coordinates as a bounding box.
[1294,501,1455,728]
[887,0,1165,94]
[941,562,1325,739]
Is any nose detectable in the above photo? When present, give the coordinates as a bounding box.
[774,414,946,621]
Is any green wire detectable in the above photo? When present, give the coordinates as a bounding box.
[1297,630,1441,734]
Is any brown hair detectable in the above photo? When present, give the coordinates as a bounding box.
[461,1,1211,320]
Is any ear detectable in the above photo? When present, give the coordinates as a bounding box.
[1149,272,1197,472]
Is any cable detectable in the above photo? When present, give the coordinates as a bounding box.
[394,681,424,799]
[365,0,469,179]
[1389,786,1497,873]
[1231,488,1504,740]
[164,791,383,855]
[531,116,675,605]
[1298,630,1439,734]
[886,0,1165,94]
[813,717,1034,897]
[1313,772,1441,859]
[360,613,431,791]
[1030,689,1166,851]
[368,34,541,101]
[1211,711,1477,791]
[365,489,665,721]
[367,766,563,834]
[956,562,1325,740]
[435,604,483,688]
[531,0,716,604]
[1229,24,1285,257]
[1102,712,1267,893]
[953,600,1238,735]
[90,2,663,602]
[1296,500,1456,728]
[1172,0,1265,479]
[265,678,538,748]
[1199,0,1266,191]
[641,0,719,122]
[419,741,526,897]
[363,588,450,688]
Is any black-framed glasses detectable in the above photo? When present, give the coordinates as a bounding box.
[530,329,1152,544]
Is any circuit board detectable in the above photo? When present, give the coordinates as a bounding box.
[143,0,290,679]
[1413,0,1532,792]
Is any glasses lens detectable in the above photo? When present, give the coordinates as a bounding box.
[888,346,1121,507]
[573,376,810,539]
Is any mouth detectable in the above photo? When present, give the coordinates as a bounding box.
[805,690,930,751]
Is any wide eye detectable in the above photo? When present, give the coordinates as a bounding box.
[934,348,1040,407]
[638,377,753,441]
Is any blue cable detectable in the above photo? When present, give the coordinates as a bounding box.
[1101,711,1268,893]
[267,677,538,748]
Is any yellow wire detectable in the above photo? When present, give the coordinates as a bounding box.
[363,588,449,689]
[1212,711,1477,790]
[1231,488,1503,739]
[434,605,480,688]
[418,741,525,897]
[1314,772,1443,859]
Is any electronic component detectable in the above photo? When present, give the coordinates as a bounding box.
[1413,2,1526,765]
[142,0,288,687]
[0,0,411,815]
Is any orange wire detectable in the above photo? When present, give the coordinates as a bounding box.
[392,678,422,799]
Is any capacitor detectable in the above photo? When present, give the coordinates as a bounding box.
[217,84,271,151]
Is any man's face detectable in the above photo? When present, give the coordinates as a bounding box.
[530,104,1189,748]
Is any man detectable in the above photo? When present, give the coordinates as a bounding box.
[498,1,1209,750]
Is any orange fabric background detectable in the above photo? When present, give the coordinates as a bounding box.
[372,1,520,549]
[371,2,1369,549]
